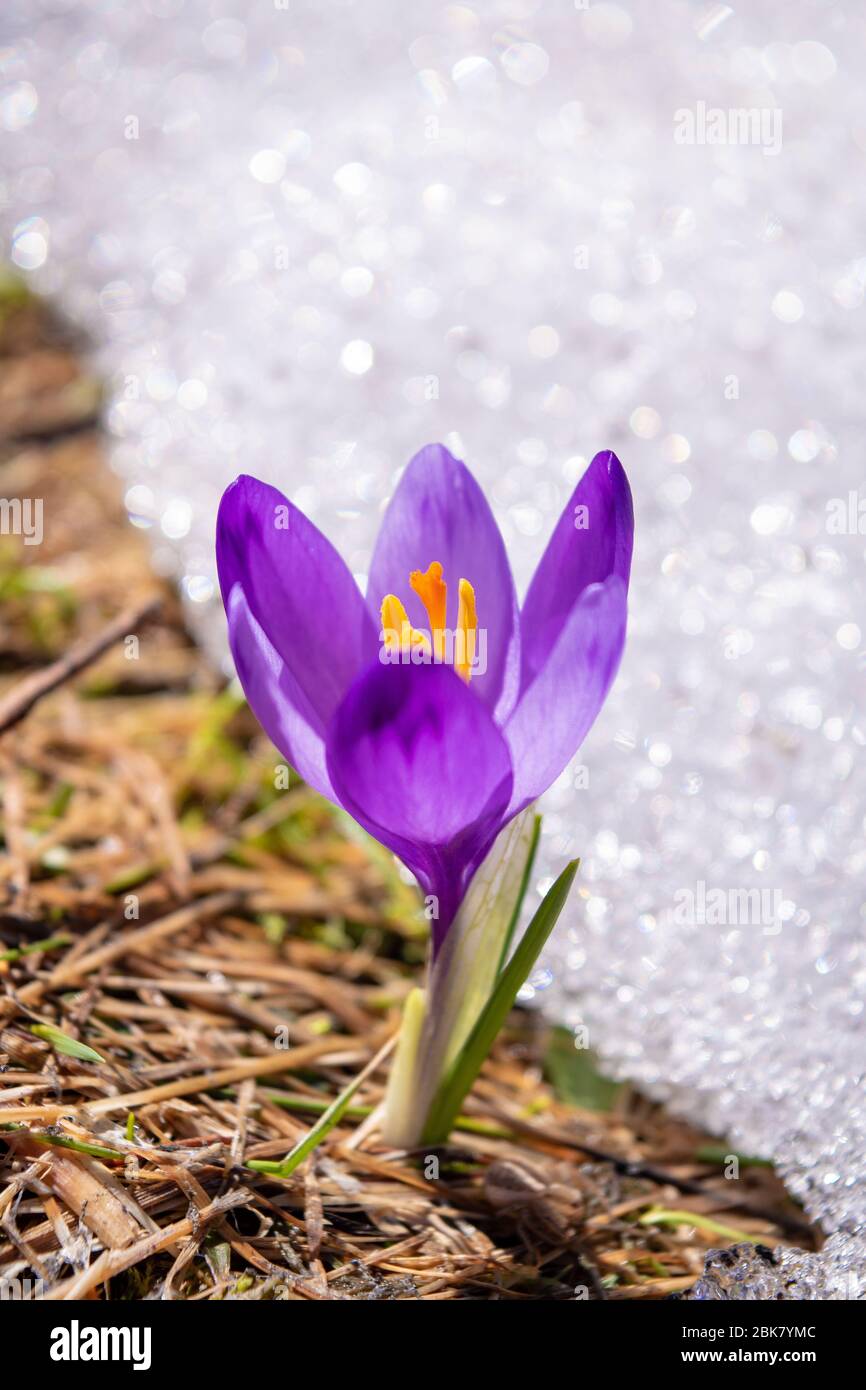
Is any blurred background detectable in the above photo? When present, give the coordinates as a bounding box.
[1,0,864,1290]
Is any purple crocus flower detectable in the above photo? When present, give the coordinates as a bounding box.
[216,445,633,954]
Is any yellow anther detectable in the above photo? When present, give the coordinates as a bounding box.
[380,594,430,655]
[455,578,477,683]
[409,560,447,660]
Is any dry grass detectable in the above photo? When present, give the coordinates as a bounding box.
[0,286,816,1300]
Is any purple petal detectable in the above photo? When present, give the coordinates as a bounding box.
[217,475,377,733]
[224,586,335,800]
[505,576,628,813]
[520,450,633,691]
[367,444,520,720]
[327,660,514,950]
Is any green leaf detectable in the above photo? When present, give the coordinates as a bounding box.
[30,1024,105,1064]
[421,858,579,1145]
[495,813,542,976]
[543,1026,623,1112]
[381,987,427,1148]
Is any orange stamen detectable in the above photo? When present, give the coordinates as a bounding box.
[409,561,447,661]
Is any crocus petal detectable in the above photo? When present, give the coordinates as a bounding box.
[367,444,520,720]
[519,450,633,691]
[224,586,335,800]
[217,475,377,734]
[505,575,628,814]
[327,660,514,949]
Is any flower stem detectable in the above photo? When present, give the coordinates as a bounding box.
[421,857,579,1145]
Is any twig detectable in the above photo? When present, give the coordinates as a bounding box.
[0,1033,375,1123]
[0,595,162,735]
[0,756,29,906]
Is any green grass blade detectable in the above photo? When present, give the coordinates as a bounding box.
[638,1207,760,1244]
[1,1123,123,1160]
[265,1093,373,1120]
[494,812,542,977]
[246,1032,396,1176]
[0,934,71,963]
[421,858,579,1145]
[30,1024,104,1063]
[35,1133,123,1160]
[694,1143,773,1169]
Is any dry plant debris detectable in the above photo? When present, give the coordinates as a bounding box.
[0,284,817,1300]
